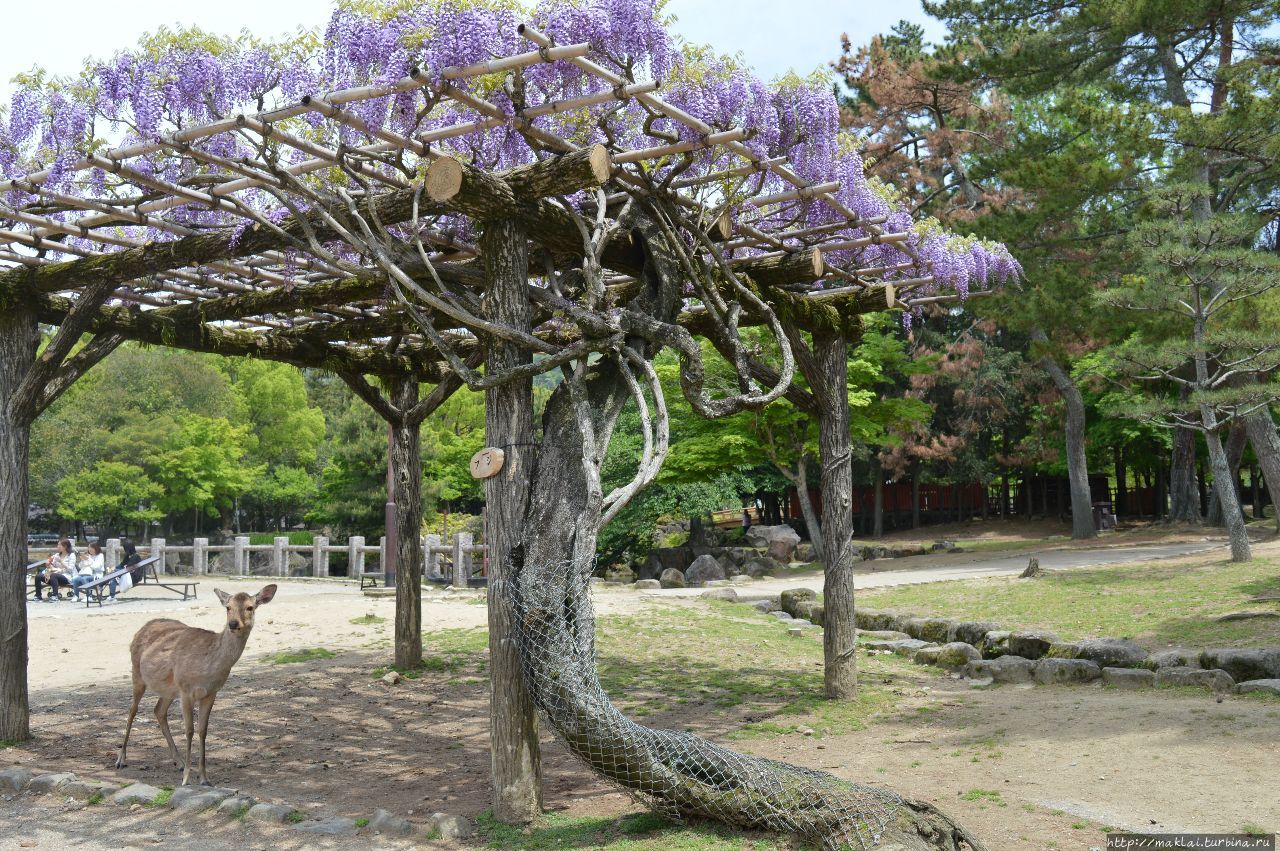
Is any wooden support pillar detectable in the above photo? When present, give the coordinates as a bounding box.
[389,376,423,670]
[481,217,543,824]
[0,304,39,741]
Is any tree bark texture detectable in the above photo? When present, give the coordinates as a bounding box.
[390,376,423,670]
[481,218,543,824]
[1167,424,1202,523]
[792,457,823,556]
[0,306,38,741]
[1243,409,1280,531]
[812,332,859,700]
[1202,416,1251,561]
[1033,333,1095,539]
[1206,421,1247,527]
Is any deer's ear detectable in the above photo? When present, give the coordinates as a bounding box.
[255,584,278,606]
[214,589,231,606]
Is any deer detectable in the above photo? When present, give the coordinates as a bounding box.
[115,585,277,786]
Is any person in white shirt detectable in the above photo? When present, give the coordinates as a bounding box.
[71,541,106,602]
[36,539,75,601]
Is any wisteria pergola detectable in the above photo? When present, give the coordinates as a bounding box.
[0,5,1012,849]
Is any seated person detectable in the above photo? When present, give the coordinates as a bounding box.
[35,539,75,601]
[71,541,106,602]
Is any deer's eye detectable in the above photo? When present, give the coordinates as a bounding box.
[246,606,254,612]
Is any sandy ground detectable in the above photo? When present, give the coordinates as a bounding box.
[5,544,1279,849]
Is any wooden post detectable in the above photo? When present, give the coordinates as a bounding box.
[193,538,209,575]
[387,378,425,669]
[425,534,441,580]
[481,216,542,823]
[0,304,39,741]
[349,536,365,580]
[273,536,288,576]
[233,536,249,576]
[313,535,329,577]
[452,532,470,588]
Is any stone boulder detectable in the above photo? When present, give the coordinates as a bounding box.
[949,621,1002,646]
[702,588,739,602]
[659,568,686,589]
[112,783,163,806]
[746,524,802,561]
[793,600,825,626]
[1102,667,1155,689]
[896,617,929,639]
[913,645,944,666]
[743,555,786,578]
[858,629,911,642]
[637,547,694,581]
[724,547,753,566]
[918,618,956,644]
[935,642,982,669]
[855,609,899,632]
[633,579,661,590]
[1155,666,1235,692]
[1050,638,1148,669]
[1008,630,1060,660]
[684,554,726,587]
[1150,648,1200,669]
[1198,648,1280,682]
[964,656,1035,684]
[1034,658,1102,685]
[780,587,818,617]
[1236,679,1280,696]
[794,542,816,563]
[979,630,1012,659]
[429,813,474,840]
[750,599,776,613]
[864,638,930,654]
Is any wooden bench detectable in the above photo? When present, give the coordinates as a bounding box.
[81,556,198,606]
[23,561,43,599]
[359,571,385,590]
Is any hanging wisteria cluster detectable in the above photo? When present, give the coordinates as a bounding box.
[0,0,1018,300]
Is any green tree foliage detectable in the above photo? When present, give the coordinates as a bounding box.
[151,416,262,524]
[55,461,163,535]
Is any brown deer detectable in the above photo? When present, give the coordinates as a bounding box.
[115,585,277,785]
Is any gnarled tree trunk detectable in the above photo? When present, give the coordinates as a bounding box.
[1243,408,1280,531]
[389,377,423,670]
[1206,420,1247,527]
[1032,330,1095,539]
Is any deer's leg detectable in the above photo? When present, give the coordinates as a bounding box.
[179,694,196,786]
[195,695,215,786]
[154,696,181,771]
[115,678,146,769]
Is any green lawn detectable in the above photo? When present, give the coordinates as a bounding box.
[859,552,1280,648]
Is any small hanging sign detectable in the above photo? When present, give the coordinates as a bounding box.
[469,447,506,479]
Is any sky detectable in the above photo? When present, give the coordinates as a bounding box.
[0,0,944,97]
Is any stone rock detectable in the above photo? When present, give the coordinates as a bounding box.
[1236,679,1280,696]
[659,568,685,589]
[979,630,1012,659]
[949,621,1002,646]
[931,540,957,552]
[1034,658,1102,685]
[1155,666,1235,692]
[172,791,230,813]
[743,556,786,578]
[1198,648,1280,682]
[637,547,693,581]
[701,588,739,602]
[429,812,474,839]
[745,524,802,561]
[1150,648,1200,669]
[724,547,752,565]
[769,610,794,621]
[684,554,727,587]
[780,588,818,617]
[1102,667,1155,689]
[913,646,943,666]
[27,772,76,794]
[296,817,359,835]
[1008,630,1060,660]
[60,779,118,801]
[858,629,911,642]
[1020,557,1045,578]
[633,579,661,590]
[704,579,732,587]
[750,599,775,613]
[1050,637,1148,668]
[794,542,816,563]
[367,807,413,834]
[793,600,824,626]
[216,795,255,816]
[897,617,929,639]
[918,618,956,644]
[744,525,770,548]
[111,783,163,806]
[717,555,738,577]
[730,574,752,583]
[246,803,296,823]
[0,767,33,793]
[935,642,981,669]
[964,656,1036,684]
[787,626,805,637]
[864,638,930,654]
[381,671,403,685]
[854,609,899,632]
[891,546,929,558]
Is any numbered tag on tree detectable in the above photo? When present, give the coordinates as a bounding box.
[469,447,505,479]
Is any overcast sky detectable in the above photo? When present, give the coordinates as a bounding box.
[0,0,944,97]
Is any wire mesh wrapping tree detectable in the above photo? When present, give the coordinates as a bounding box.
[0,2,1020,845]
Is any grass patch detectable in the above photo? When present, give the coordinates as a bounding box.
[86,791,104,806]
[286,810,305,824]
[355,817,370,828]
[477,810,785,850]
[860,553,1280,647]
[350,614,386,625]
[271,647,337,664]
[0,740,16,749]
[234,803,251,820]
[958,789,1004,804]
[1242,823,1271,836]
[150,787,174,807]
